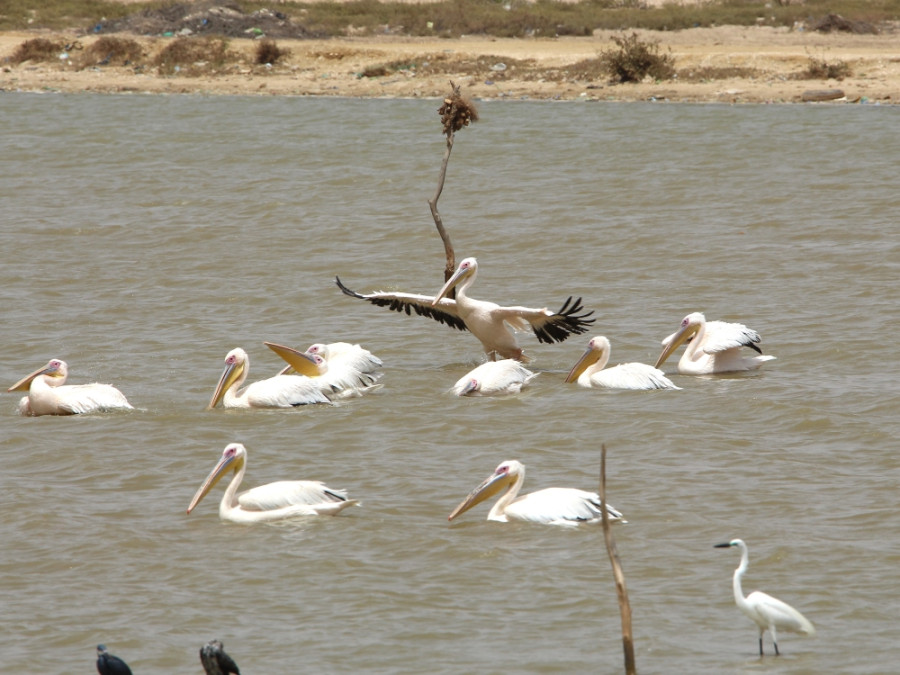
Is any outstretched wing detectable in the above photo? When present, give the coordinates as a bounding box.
[495,296,595,345]
[335,276,468,332]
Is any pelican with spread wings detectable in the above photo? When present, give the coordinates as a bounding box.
[336,257,595,362]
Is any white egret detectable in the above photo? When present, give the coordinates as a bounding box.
[714,538,816,656]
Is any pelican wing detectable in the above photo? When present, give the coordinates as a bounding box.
[315,343,383,374]
[336,276,468,332]
[702,321,763,354]
[493,296,595,344]
[54,383,132,414]
[245,376,330,407]
[237,480,350,511]
[506,487,623,525]
[591,362,680,390]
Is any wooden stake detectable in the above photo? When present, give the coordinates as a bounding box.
[600,443,636,674]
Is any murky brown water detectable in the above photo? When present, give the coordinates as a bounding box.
[1,93,898,674]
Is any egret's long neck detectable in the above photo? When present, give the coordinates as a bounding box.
[732,544,751,610]
[489,471,524,521]
[219,463,246,518]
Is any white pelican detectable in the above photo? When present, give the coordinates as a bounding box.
[655,312,776,375]
[448,460,625,526]
[265,341,382,399]
[336,257,595,362]
[207,348,329,409]
[8,359,133,416]
[565,336,680,390]
[715,539,816,656]
[186,443,359,523]
[451,359,537,396]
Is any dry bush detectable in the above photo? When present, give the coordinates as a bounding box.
[11,38,68,64]
[255,39,288,65]
[809,13,878,34]
[82,36,143,67]
[599,32,675,83]
[798,55,852,80]
[154,37,230,76]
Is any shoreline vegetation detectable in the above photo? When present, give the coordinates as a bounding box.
[1,1,898,103]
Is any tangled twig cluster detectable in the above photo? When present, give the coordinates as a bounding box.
[437,82,478,136]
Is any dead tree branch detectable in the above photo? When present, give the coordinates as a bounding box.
[430,81,478,283]
[600,444,636,675]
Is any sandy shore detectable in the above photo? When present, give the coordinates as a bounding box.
[1,25,898,103]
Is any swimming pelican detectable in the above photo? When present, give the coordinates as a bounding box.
[655,312,776,374]
[265,341,382,399]
[451,359,537,396]
[96,644,133,675]
[565,336,680,390]
[207,348,329,409]
[715,538,816,656]
[448,460,624,526]
[200,639,240,675]
[8,359,133,416]
[336,257,595,362]
[186,443,359,523]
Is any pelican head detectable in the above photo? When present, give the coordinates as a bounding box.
[186,443,246,514]
[458,378,480,396]
[448,459,521,521]
[432,257,478,307]
[264,341,326,377]
[564,336,612,383]
[208,348,249,410]
[8,358,68,392]
[655,312,705,368]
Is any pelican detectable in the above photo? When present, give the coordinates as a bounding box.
[8,359,133,416]
[448,460,624,526]
[565,336,680,390]
[715,539,816,656]
[336,257,595,362]
[265,341,382,399]
[451,359,537,396]
[200,639,240,675]
[655,312,776,375]
[96,644,132,675]
[207,348,329,409]
[186,443,359,523]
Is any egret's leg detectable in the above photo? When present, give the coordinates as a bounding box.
[771,625,780,656]
[758,636,764,656]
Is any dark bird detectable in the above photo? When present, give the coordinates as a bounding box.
[96,644,132,675]
[200,639,241,675]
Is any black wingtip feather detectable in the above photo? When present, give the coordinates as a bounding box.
[533,296,597,344]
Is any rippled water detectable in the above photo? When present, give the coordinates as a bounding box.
[1,93,898,674]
